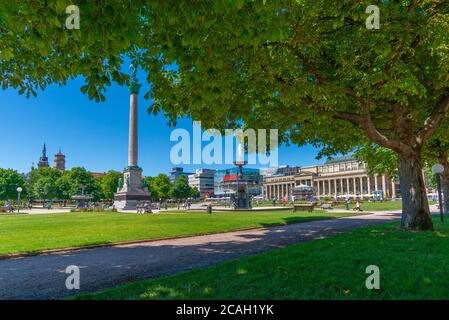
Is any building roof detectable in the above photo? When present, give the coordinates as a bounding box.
[91,172,105,178]
[324,156,355,164]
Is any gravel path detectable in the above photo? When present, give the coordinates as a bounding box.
[0,211,400,300]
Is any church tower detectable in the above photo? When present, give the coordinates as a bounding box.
[54,148,66,171]
[37,144,49,168]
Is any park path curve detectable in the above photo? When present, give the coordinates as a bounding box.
[0,211,401,300]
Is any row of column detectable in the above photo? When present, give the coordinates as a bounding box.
[264,174,397,200]
[314,174,396,198]
[265,182,296,200]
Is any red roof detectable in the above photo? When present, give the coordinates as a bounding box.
[91,172,105,178]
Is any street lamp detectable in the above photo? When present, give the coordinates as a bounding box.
[16,187,23,214]
[432,164,444,223]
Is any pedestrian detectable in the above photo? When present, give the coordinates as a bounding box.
[353,200,363,211]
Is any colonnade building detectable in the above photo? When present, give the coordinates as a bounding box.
[262,157,399,200]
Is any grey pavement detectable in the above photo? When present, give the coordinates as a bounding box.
[0,211,401,300]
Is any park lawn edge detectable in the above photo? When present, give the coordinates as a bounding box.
[0,211,365,259]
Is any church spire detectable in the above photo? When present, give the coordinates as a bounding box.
[38,143,49,168]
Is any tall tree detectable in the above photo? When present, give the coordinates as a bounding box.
[28,167,61,200]
[62,167,100,200]
[0,168,27,201]
[190,187,201,199]
[151,174,171,200]
[95,170,121,200]
[141,0,449,230]
[169,176,191,199]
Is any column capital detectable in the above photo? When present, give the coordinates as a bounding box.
[128,79,142,94]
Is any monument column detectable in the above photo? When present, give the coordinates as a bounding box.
[128,92,138,167]
[114,63,151,210]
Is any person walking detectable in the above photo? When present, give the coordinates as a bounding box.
[353,200,363,211]
[344,196,350,210]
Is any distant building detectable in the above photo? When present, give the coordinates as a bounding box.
[214,167,262,197]
[91,172,105,178]
[35,144,67,172]
[260,165,301,178]
[54,148,66,171]
[169,167,193,183]
[37,144,49,168]
[188,169,216,198]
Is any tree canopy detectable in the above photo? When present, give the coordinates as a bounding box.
[170,176,193,199]
[0,168,27,200]
[95,170,121,200]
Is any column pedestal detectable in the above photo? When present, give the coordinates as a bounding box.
[114,166,151,210]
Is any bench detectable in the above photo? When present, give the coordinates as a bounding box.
[293,204,315,212]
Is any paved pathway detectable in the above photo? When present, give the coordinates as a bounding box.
[0,211,402,300]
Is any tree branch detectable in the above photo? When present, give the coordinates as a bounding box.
[417,94,449,144]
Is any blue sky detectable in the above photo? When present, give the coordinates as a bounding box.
[0,74,324,176]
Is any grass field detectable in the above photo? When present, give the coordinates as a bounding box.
[334,201,403,211]
[0,210,355,255]
[334,200,437,212]
[76,217,449,300]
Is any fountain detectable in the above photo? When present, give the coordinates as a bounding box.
[219,142,256,209]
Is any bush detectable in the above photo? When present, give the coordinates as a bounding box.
[70,207,118,213]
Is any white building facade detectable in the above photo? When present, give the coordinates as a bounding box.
[188,169,216,198]
[263,157,399,200]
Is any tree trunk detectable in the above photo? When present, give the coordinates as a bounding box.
[398,153,433,230]
[441,163,449,216]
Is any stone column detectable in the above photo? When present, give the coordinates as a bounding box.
[346,178,350,195]
[374,175,378,191]
[391,180,397,198]
[331,180,336,198]
[367,176,371,195]
[382,174,387,196]
[128,93,138,167]
[359,177,364,197]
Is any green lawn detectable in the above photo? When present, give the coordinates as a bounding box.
[0,210,355,255]
[75,217,449,300]
[334,200,437,212]
[334,201,403,211]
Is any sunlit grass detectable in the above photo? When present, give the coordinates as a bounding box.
[0,210,355,255]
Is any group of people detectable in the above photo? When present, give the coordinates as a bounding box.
[136,201,152,214]
[175,198,192,210]
[3,200,33,212]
